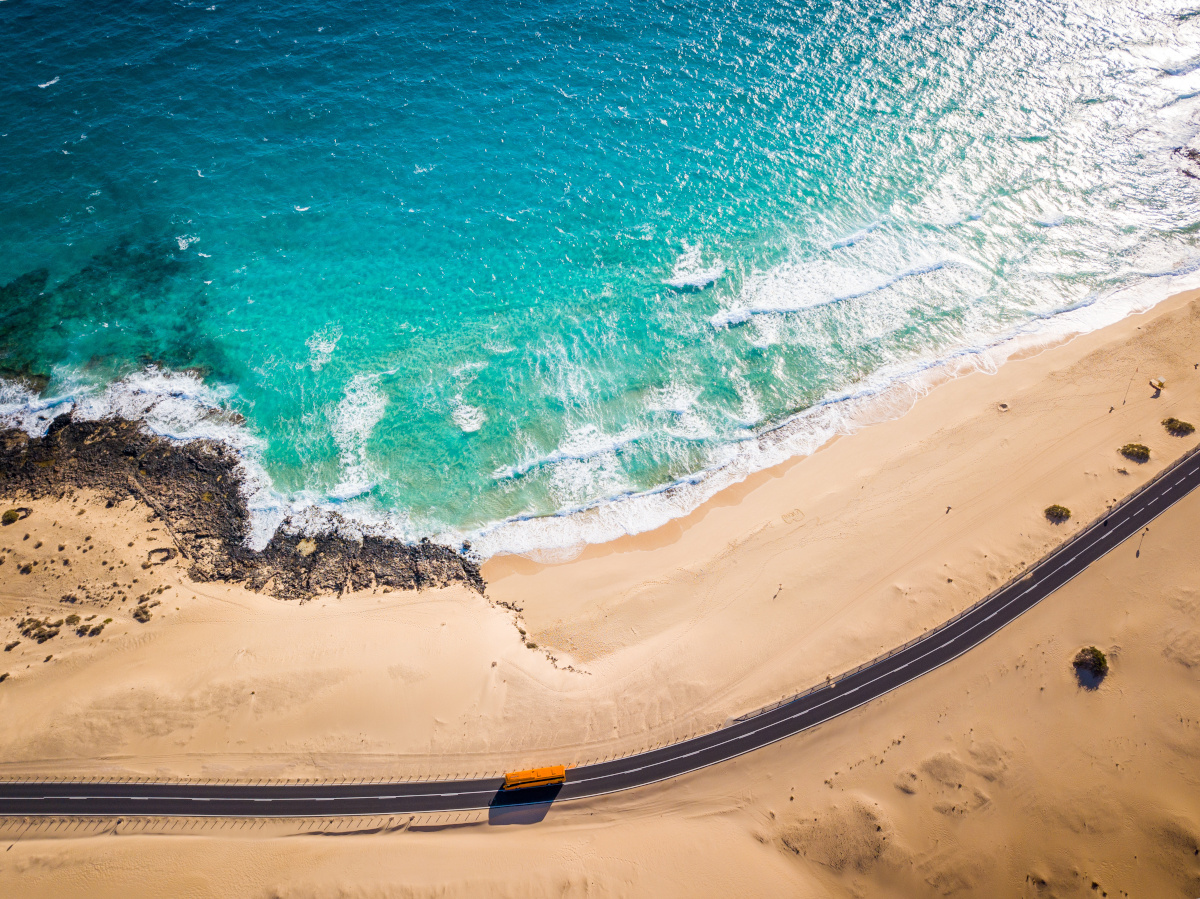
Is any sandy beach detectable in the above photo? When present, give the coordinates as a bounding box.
[3,288,1200,896]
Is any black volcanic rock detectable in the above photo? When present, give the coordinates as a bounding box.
[0,416,483,600]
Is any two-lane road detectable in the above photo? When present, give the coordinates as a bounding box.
[4,444,1199,818]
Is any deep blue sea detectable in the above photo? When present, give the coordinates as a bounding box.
[3,0,1200,556]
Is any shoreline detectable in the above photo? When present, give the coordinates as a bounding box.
[468,270,1200,559]
[5,269,1200,563]
[486,285,1200,577]
[3,286,1200,897]
[0,417,482,600]
[0,285,1198,780]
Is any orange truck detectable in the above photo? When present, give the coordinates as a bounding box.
[501,765,567,791]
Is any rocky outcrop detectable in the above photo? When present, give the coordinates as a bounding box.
[0,415,483,599]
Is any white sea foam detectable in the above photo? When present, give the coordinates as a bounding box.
[0,380,73,435]
[305,322,343,371]
[648,382,701,416]
[464,260,1200,560]
[831,220,884,249]
[3,262,1200,563]
[330,373,387,499]
[175,234,199,251]
[450,360,488,379]
[728,374,763,427]
[1034,213,1067,228]
[648,383,714,440]
[665,241,725,289]
[447,361,488,432]
[710,258,963,328]
[451,399,486,433]
[493,424,644,481]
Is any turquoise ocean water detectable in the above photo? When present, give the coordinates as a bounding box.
[2,0,1200,556]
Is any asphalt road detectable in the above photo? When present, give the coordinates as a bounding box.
[4,444,1199,818]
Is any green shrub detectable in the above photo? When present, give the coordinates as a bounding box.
[1163,417,1196,437]
[64,614,80,626]
[1073,646,1109,678]
[1,509,19,526]
[1044,504,1071,523]
[1119,443,1150,463]
[132,606,152,623]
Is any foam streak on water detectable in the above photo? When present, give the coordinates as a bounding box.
[0,0,1198,558]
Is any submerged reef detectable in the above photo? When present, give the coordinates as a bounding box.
[0,415,484,599]
[0,239,237,390]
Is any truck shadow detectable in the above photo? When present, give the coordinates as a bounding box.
[487,784,563,825]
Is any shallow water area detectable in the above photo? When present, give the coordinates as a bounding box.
[2,0,1200,555]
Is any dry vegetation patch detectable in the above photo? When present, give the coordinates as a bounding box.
[1163,417,1196,436]
[1044,504,1071,523]
[1119,443,1151,463]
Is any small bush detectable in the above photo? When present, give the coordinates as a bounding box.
[1163,417,1196,437]
[0,673,8,683]
[1044,504,1071,523]
[18,617,62,642]
[4,641,18,652]
[1073,646,1109,677]
[1119,443,1150,463]
[64,614,81,626]
[1,509,19,526]
[132,606,152,623]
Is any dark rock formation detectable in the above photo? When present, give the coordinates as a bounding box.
[0,416,483,600]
